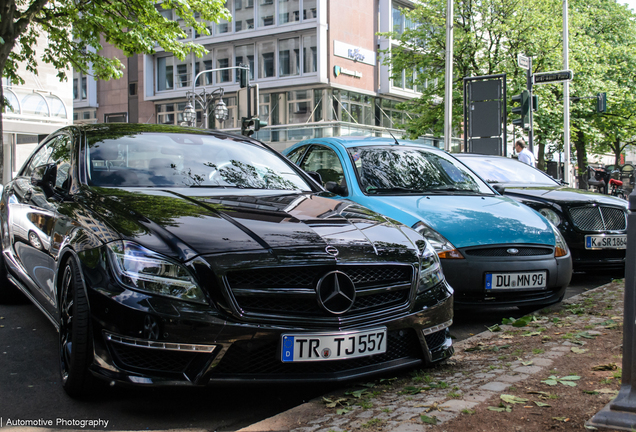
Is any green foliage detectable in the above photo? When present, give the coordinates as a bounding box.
[381,0,636,169]
[541,375,581,387]
[1,0,231,86]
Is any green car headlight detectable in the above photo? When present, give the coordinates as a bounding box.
[107,240,206,304]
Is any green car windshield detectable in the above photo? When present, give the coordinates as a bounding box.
[347,146,494,195]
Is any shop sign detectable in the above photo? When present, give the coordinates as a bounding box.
[334,66,362,79]
[333,40,376,66]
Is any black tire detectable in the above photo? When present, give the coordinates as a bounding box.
[59,258,95,398]
[618,192,626,200]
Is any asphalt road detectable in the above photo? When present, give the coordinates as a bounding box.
[0,270,622,431]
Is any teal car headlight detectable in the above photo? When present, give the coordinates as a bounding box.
[107,240,206,304]
[417,240,445,294]
[549,223,569,258]
[413,221,464,259]
[539,208,562,226]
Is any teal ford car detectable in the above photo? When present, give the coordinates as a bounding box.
[283,137,572,309]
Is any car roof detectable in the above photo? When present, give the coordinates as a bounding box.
[67,123,266,148]
[302,136,441,151]
[454,153,506,158]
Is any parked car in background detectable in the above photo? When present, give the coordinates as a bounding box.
[0,124,454,397]
[283,137,572,311]
[455,153,628,272]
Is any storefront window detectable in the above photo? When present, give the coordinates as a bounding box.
[279,37,300,77]
[258,41,276,78]
[287,90,312,124]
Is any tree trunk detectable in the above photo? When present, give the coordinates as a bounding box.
[574,130,588,190]
[537,141,546,171]
[614,138,622,167]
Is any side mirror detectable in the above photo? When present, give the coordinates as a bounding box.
[492,184,505,195]
[305,171,323,186]
[31,163,57,196]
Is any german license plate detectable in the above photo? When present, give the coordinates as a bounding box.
[486,271,547,290]
[585,234,626,250]
[281,328,387,362]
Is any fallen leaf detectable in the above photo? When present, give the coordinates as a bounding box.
[571,347,588,354]
[501,394,529,404]
[592,363,617,371]
[534,401,551,407]
[500,335,514,339]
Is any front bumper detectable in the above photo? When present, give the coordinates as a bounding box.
[443,244,572,308]
[85,279,454,387]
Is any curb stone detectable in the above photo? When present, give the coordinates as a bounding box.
[238,281,624,432]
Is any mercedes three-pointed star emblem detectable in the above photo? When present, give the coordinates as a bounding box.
[316,270,356,315]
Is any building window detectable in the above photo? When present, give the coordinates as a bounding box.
[73,72,88,101]
[279,0,299,24]
[303,0,317,19]
[235,0,254,32]
[195,54,214,86]
[259,0,275,27]
[157,57,174,91]
[303,34,317,73]
[258,41,276,78]
[156,102,189,125]
[216,48,231,82]
[235,44,255,82]
[287,90,313,124]
[338,91,373,125]
[129,82,138,96]
[279,37,300,77]
[104,112,128,123]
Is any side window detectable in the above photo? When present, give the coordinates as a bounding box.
[22,138,57,178]
[285,145,308,164]
[300,146,346,188]
[51,135,72,191]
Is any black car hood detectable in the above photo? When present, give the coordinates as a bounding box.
[501,185,628,207]
[82,188,421,262]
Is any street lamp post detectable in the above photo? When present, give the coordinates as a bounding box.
[183,65,249,128]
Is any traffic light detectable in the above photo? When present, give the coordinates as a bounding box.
[511,90,530,130]
[241,117,268,137]
[239,67,248,88]
[532,94,539,112]
[597,92,607,113]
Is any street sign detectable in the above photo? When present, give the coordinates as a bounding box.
[517,54,530,70]
[533,70,574,85]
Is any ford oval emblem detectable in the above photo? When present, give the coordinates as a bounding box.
[507,248,520,255]
[325,246,339,257]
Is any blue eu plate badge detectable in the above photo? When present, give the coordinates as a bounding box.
[485,274,493,290]
[282,336,295,362]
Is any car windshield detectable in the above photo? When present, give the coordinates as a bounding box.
[86,133,311,191]
[458,156,560,186]
[347,146,493,195]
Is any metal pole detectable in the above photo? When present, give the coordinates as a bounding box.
[563,0,571,184]
[587,191,636,429]
[190,66,249,128]
[528,57,533,153]
[443,0,453,151]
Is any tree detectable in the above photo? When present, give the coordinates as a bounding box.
[0,0,231,180]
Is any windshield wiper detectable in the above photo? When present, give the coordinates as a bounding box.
[366,186,424,194]
[428,185,480,194]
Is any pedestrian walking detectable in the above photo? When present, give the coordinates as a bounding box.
[515,139,536,167]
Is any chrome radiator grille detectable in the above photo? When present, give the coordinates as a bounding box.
[568,206,626,231]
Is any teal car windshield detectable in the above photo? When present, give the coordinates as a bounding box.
[347,146,494,195]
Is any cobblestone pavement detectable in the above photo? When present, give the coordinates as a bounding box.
[240,281,625,432]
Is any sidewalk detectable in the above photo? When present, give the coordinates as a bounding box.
[240,280,625,432]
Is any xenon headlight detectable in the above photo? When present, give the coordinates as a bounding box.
[549,223,569,258]
[413,221,464,259]
[539,208,562,227]
[417,240,445,294]
[107,240,206,304]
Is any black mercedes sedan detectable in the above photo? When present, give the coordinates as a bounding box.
[456,153,628,272]
[0,124,453,397]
